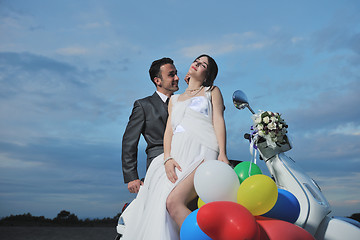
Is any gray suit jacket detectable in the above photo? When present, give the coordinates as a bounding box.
[122,92,168,183]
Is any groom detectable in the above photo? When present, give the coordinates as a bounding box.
[122,57,179,193]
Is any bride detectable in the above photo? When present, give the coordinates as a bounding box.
[121,54,229,240]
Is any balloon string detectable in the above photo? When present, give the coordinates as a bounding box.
[254,148,257,165]
[248,133,258,178]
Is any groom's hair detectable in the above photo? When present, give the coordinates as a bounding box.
[149,57,174,85]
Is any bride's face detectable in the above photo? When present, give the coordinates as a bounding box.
[189,56,209,82]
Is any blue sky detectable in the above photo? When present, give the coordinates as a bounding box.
[0,0,359,219]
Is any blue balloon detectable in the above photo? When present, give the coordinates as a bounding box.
[180,209,213,240]
[263,189,300,223]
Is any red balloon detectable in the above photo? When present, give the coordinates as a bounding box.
[256,216,315,240]
[197,201,259,240]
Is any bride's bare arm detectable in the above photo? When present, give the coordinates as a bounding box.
[211,86,229,164]
[164,98,182,183]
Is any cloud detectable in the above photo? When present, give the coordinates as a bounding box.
[291,37,305,44]
[313,26,358,53]
[79,21,111,30]
[305,171,360,216]
[0,51,129,147]
[311,24,360,68]
[0,136,128,218]
[285,80,360,133]
[55,46,89,56]
[179,32,271,57]
[0,50,140,219]
[178,29,312,71]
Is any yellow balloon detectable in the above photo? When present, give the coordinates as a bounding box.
[197,197,206,208]
[237,174,278,216]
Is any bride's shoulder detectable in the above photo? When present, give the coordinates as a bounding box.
[207,86,221,94]
[208,86,224,102]
[170,94,180,101]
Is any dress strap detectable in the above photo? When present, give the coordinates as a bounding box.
[204,86,213,122]
[205,86,212,100]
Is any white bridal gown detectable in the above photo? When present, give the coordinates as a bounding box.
[121,88,219,240]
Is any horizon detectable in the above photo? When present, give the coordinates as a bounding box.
[0,210,119,220]
[1,209,359,221]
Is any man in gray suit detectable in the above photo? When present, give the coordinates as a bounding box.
[122,57,179,193]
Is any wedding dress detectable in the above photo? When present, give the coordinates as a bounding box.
[121,87,219,240]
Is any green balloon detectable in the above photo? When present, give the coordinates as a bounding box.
[234,161,262,183]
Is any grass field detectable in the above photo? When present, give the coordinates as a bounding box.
[0,226,117,240]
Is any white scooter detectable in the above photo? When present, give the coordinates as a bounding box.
[232,90,360,240]
[114,90,360,240]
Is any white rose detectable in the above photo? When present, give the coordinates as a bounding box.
[279,123,283,129]
[259,130,265,137]
[268,122,276,130]
[254,117,262,124]
[263,116,270,124]
[257,124,264,130]
[271,116,277,123]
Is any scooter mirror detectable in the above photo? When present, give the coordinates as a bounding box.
[233,90,255,114]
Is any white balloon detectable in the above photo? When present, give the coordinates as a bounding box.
[194,160,240,203]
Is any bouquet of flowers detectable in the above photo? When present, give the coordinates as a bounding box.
[251,111,288,149]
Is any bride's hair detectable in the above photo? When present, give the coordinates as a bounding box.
[195,54,218,87]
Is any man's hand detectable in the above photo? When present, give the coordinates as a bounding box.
[165,159,182,183]
[184,73,190,84]
[127,179,143,193]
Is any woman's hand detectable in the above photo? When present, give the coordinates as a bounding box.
[165,159,182,183]
[218,152,230,165]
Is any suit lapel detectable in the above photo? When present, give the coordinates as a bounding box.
[150,92,168,124]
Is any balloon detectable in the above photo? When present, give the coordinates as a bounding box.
[194,160,240,203]
[234,161,262,183]
[180,209,213,240]
[237,174,278,216]
[263,189,300,223]
[198,197,206,208]
[197,201,259,240]
[256,216,315,240]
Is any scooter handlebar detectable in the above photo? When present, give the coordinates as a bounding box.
[244,133,251,141]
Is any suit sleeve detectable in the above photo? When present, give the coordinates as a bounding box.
[122,100,145,183]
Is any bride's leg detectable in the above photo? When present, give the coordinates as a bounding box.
[166,169,198,228]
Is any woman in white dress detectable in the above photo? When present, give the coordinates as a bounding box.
[121,54,229,240]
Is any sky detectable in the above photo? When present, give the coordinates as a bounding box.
[0,0,359,220]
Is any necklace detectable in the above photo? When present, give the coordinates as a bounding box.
[185,86,204,96]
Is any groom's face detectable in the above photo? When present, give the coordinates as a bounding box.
[157,64,179,94]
